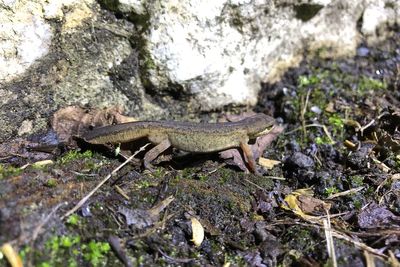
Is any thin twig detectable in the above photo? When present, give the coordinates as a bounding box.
[331,230,387,258]
[32,203,65,241]
[61,143,150,220]
[243,178,264,190]
[326,186,365,199]
[114,185,130,200]
[323,210,337,267]
[262,175,286,180]
[359,119,375,137]
[300,89,311,141]
[270,219,388,259]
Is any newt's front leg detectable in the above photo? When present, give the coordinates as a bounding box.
[240,141,259,174]
[143,139,172,170]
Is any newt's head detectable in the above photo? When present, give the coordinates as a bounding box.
[245,114,276,139]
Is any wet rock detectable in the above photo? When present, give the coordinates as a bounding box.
[314,170,345,195]
[357,46,370,57]
[284,152,315,183]
[285,141,301,153]
[285,152,315,169]
[253,223,269,244]
[346,144,375,169]
[259,239,281,267]
[358,203,400,229]
[252,189,278,214]
[243,250,267,267]
[319,144,342,162]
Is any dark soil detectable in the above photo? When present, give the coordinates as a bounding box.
[1,31,400,266]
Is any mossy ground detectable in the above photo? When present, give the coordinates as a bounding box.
[1,33,400,266]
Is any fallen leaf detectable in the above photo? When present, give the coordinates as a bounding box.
[325,101,335,113]
[281,188,331,220]
[190,217,204,247]
[118,196,174,229]
[51,106,136,142]
[20,159,54,170]
[258,157,281,170]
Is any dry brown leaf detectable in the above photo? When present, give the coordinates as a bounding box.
[118,196,174,229]
[258,157,281,170]
[190,217,204,247]
[51,106,136,142]
[281,188,331,220]
[325,101,335,113]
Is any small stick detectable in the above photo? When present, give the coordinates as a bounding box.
[32,203,64,241]
[300,89,311,141]
[61,143,150,220]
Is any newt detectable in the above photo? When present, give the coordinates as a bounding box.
[82,114,275,173]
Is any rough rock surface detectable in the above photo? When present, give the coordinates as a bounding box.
[0,0,398,141]
[114,0,399,109]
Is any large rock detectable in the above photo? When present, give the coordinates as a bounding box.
[117,0,398,109]
[0,0,398,141]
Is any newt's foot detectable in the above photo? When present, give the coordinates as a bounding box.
[143,160,155,172]
[240,141,259,174]
[142,139,172,173]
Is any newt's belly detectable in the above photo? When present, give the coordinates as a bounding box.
[167,131,248,152]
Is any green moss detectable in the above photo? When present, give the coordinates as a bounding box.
[30,235,111,267]
[151,167,165,179]
[58,150,93,165]
[224,253,246,266]
[218,167,233,181]
[66,214,80,226]
[283,226,316,252]
[197,173,208,181]
[328,114,344,127]
[218,172,230,184]
[315,136,332,145]
[357,77,386,92]
[396,155,400,170]
[38,262,52,267]
[137,179,152,189]
[353,199,362,210]
[325,186,339,197]
[42,235,81,267]
[298,74,321,87]
[82,240,111,266]
[349,175,364,187]
[45,178,58,188]
[0,164,22,179]
[328,114,344,136]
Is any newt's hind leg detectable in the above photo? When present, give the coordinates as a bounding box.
[143,139,172,170]
[240,141,259,175]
